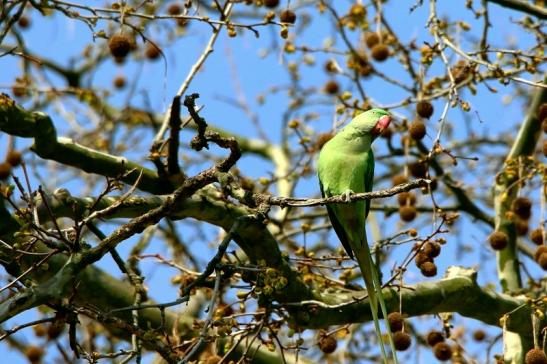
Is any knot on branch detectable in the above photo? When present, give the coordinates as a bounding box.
[184,93,209,151]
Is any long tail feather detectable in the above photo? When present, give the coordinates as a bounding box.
[354,234,399,364]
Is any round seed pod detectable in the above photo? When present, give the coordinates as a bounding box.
[0,162,12,179]
[113,75,126,89]
[409,161,427,178]
[318,335,337,354]
[426,331,444,347]
[511,197,532,219]
[108,33,131,59]
[538,253,547,270]
[488,231,508,250]
[539,103,547,121]
[25,346,44,364]
[381,126,393,139]
[416,101,434,118]
[315,133,333,151]
[534,246,547,262]
[419,261,437,277]
[515,217,529,236]
[371,44,389,62]
[387,312,404,332]
[409,120,426,140]
[392,174,408,186]
[6,150,22,167]
[349,3,366,18]
[145,43,161,60]
[472,329,486,342]
[167,3,182,14]
[415,252,432,267]
[364,32,380,48]
[525,348,547,364]
[393,331,412,351]
[433,342,453,361]
[17,16,30,28]
[530,228,544,245]
[263,0,280,8]
[324,80,340,95]
[397,192,416,206]
[399,205,417,222]
[423,242,441,258]
[280,9,296,24]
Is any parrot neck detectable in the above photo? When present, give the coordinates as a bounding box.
[338,126,373,153]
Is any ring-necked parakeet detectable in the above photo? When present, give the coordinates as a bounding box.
[318,108,397,363]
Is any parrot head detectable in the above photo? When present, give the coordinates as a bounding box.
[350,108,391,140]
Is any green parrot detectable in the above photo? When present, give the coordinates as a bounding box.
[317,108,397,363]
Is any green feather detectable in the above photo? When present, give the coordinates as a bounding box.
[317,109,398,364]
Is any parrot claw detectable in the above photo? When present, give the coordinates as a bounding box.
[343,190,354,202]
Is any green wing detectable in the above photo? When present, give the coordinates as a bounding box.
[364,149,374,219]
[319,180,354,259]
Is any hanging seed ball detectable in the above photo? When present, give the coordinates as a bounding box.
[488,231,508,250]
[419,261,437,277]
[433,342,453,361]
[315,132,334,151]
[399,205,417,222]
[364,31,380,48]
[318,335,337,354]
[515,217,529,236]
[12,83,28,98]
[512,197,532,219]
[280,9,296,24]
[349,3,366,18]
[387,312,405,332]
[426,331,445,346]
[167,3,182,14]
[108,33,131,59]
[393,331,412,351]
[472,329,486,342]
[409,161,427,178]
[113,75,126,89]
[0,162,12,179]
[381,126,393,139]
[415,252,432,267]
[530,228,544,245]
[324,80,340,95]
[371,44,389,62]
[33,324,47,337]
[145,43,161,60]
[17,16,30,28]
[397,191,416,206]
[47,321,65,339]
[6,150,22,167]
[25,346,44,364]
[534,246,547,262]
[409,120,426,140]
[525,348,547,364]
[392,174,408,186]
[416,101,434,119]
[263,0,280,8]
[324,60,338,73]
[423,242,441,258]
[539,103,547,121]
[538,253,547,270]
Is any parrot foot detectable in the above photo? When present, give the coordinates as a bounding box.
[343,189,354,202]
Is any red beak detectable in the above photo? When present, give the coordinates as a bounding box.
[371,115,391,137]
